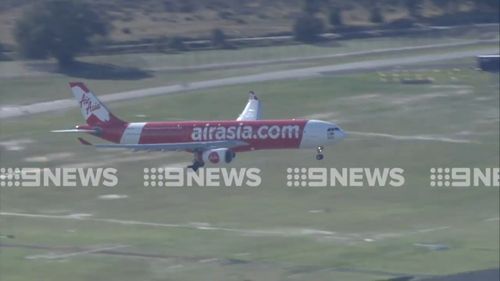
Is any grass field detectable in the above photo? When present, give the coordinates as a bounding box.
[0,49,498,281]
[0,29,498,106]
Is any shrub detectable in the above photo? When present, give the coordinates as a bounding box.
[0,42,5,60]
[370,6,384,23]
[405,0,423,18]
[293,14,324,43]
[329,7,343,26]
[211,28,227,48]
[303,0,323,14]
[168,36,187,51]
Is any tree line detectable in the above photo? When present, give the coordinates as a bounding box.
[293,0,499,43]
[9,0,499,67]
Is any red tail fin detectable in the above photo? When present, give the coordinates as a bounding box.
[69,82,125,127]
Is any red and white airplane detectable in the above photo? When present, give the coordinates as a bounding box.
[53,82,346,170]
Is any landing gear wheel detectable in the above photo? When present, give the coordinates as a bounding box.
[315,146,324,161]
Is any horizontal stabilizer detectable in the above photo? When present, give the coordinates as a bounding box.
[51,129,98,133]
[78,137,92,146]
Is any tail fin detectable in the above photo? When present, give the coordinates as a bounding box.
[69,82,125,126]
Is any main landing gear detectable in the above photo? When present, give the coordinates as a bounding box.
[315,146,324,160]
[188,152,205,171]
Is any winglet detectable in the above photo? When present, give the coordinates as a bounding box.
[248,91,258,100]
[237,91,262,121]
[78,137,92,146]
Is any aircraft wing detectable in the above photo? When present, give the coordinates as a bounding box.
[83,140,248,152]
[236,91,262,121]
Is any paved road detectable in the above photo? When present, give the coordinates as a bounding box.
[1,39,497,78]
[0,48,497,119]
[418,268,499,281]
[148,39,499,72]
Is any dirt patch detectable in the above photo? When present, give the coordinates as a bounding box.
[98,194,129,200]
[349,131,477,144]
[0,138,33,151]
[24,152,74,163]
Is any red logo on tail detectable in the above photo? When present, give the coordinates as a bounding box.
[79,93,101,115]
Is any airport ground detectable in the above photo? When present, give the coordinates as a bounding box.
[0,28,499,281]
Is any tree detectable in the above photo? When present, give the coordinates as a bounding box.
[168,36,187,51]
[211,28,227,48]
[329,7,343,26]
[405,0,422,18]
[303,0,322,14]
[293,14,324,43]
[0,42,5,60]
[14,0,109,67]
[430,0,458,13]
[370,5,384,24]
[474,0,499,11]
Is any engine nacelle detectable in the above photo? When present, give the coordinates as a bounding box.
[202,148,235,164]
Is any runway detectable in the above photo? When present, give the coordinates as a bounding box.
[1,48,497,119]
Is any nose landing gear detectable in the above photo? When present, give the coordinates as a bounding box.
[315,146,324,160]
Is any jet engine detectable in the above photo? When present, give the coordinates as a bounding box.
[202,148,235,164]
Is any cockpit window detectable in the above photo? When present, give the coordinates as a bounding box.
[327,127,337,139]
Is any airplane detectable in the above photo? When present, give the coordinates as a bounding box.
[53,82,346,170]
